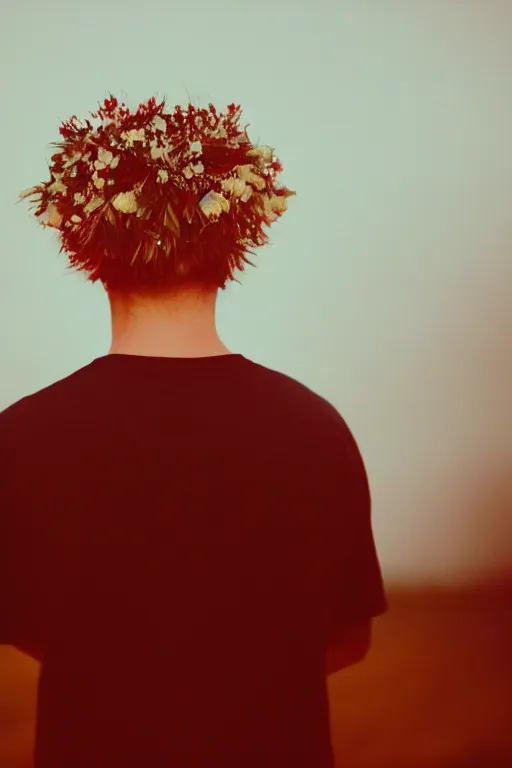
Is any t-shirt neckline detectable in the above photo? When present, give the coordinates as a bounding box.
[91,352,247,367]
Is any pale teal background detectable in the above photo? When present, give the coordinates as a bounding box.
[1,0,511,585]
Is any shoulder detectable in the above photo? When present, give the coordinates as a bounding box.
[0,365,92,450]
[244,359,359,454]
[249,361,368,481]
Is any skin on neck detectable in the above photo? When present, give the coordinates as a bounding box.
[105,282,233,358]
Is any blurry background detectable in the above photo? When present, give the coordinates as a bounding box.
[1,0,511,766]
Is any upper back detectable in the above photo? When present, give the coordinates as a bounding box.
[1,353,353,643]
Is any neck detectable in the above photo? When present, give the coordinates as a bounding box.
[105,284,233,359]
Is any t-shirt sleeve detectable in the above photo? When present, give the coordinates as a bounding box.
[326,419,388,633]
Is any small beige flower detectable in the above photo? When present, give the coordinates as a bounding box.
[212,125,228,140]
[44,204,63,228]
[199,190,230,218]
[247,145,273,163]
[241,185,253,202]
[92,173,105,190]
[74,192,86,205]
[157,169,169,183]
[271,195,288,214]
[94,147,119,171]
[111,190,138,213]
[263,194,288,222]
[152,115,167,133]
[183,162,204,180]
[48,178,67,195]
[222,177,250,199]
[96,147,113,167]
[238,164,266,191]
[121,128,146,147]
[189,140,203,155]
[150,139,175,163]
[83,197,104,215]
[150,141,165,160]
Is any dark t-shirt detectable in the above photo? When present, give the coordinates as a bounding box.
[0,353,387,768]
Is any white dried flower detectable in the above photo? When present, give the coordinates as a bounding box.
[157,169,169,183]
[247,145,273,163]
[152,115,167,133]
[122,128,146,147]
[92,173,105,190]
[222,177,248,198]
[96,147,114,168]
[238,164,266,191]
[263,194,288,222]
[183,161,205,180]
[199,190,230,218]
[83,197,104,215]
[214,126,228,140]
[41,204,63,228]
[241,185,253,202]
[48,179,67,195]
[111,190,138,213]
[150,141,170,161]
[271,195,288,215]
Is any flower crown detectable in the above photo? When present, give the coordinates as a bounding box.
[19,95,295,289]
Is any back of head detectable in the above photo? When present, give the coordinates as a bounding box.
[19,95,295,295]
